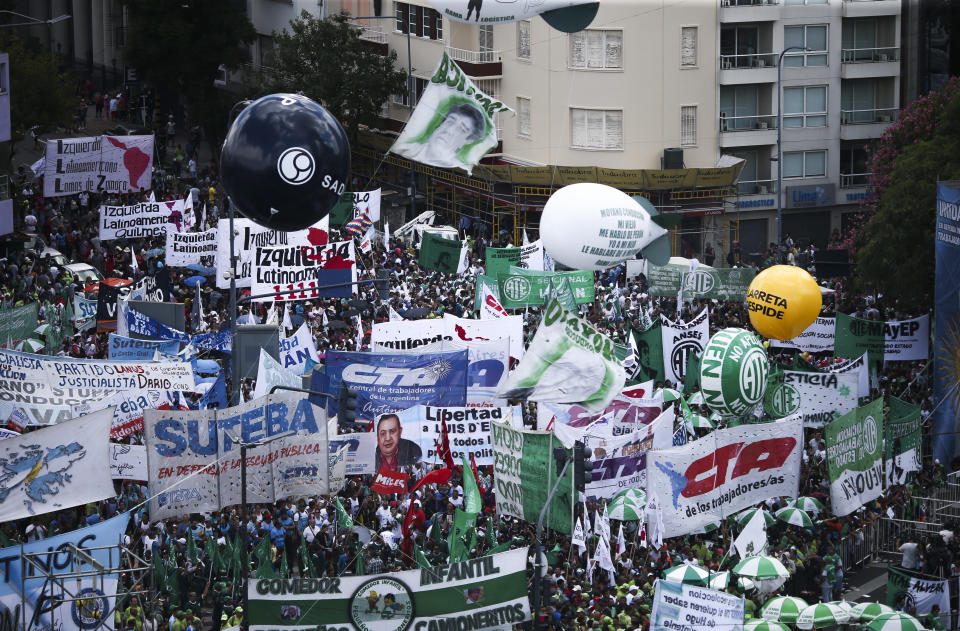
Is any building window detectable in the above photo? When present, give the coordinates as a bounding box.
[783,85,827,128]
[681,105,697,146]
[784,0,828,4]
[392,76,429,107]
[258,34,276,67]
[783,150,826,178]
[570,108,623,150]
[434,11,442,40]
[479,24,494,53]
[680,26,698,67]
[784,25,828,67]
[517,20,531,60]
[569,30,623,70]
[518,97,531,138]
[395,2,407,33]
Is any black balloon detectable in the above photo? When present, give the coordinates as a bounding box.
[220,93,351,231]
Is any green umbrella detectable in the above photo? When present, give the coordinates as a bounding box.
[15,338,45,353]
[687,391,704,405]
[775,507,814,528]
[33,324,52,336]
[708,571,730,590]
[795,603,846,630]
[851,602,896,622]
[690,520,721,535]
[737,576,757,592]
[655,387,682,402]
[761,596,809,623]
[786,496,825,512]
[826,601,855,624]
[735,508,776,528]
[866,612,924,631]
[744,621,790,631]
[687,413,716,430]
[608,489,646,521]
[733,555,790,579]
[662,564,709,586]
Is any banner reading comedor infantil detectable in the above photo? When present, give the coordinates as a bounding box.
[825,398,884,516]
[248,548,530,631]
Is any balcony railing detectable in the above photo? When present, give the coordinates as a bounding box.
[445,47,502,64]
[737,179,777,195]
[720,53,778,69]
[841,46,900,63]
[356,26,387,44]
[721,0,778,6]
[719,114,778,132]
[840,107,898,124]
[840,172,873,188]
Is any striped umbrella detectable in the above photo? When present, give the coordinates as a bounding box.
[737,576,757,592]
[608,489,646,521]
[735,508,776,528]
[708,571,730,590]
[866,612,925,631]
[655,387,683,402]
[687,391,704,405]
[744,621,790,631]
[826,601,855,624]
[33,323,52,336]
[662,564,709,586]
[775,507,814,528]
[795,603,846,630]
[786,496,825,512]
[687,413,716,430]
[15,338,45,353]
[691,520,721,535]
[851,602,896,622]
[761,596,809,623]
[733,556,790,579]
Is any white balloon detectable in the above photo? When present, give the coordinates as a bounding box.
[539,183,667,272]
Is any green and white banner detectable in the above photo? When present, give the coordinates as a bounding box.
[497,299,625,413]
[651,579,745,631]
[835,313,885,366]
[0,303,39,345]
[764,370,859,428]
[886,567,951,630]
[629,321,665,383]
[825,398,884,516]
[661,309,710,387]
[886,396,922,486]
[647,264,756,301]
[389,52,513,174]
[497,267,594,309]
[248,549,530,631]
[491,421,574,534]
[485,243,544,279]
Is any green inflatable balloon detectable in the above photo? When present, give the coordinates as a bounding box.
[699,327,769,417]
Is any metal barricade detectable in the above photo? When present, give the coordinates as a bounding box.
[876,518,946,561]
[839,521,876,571]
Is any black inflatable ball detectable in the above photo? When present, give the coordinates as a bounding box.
[220,93,351,231]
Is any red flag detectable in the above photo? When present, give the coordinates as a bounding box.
[401,496,416,539]
[371,467,409,495]
[469,453,484,494]
[409,467,454,495]
[436,418,458,471]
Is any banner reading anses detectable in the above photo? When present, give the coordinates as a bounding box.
[645,418,803,538]
[248,549,530,631]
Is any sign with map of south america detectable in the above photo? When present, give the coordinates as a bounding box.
[43,134,154,197]
[0,407,116,522]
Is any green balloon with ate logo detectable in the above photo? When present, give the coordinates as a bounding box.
[699,327,769,417]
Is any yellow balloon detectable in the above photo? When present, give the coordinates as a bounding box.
[746,265,822,341]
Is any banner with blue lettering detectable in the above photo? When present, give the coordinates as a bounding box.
[127,308,191,344]
[0,512,130,631]
[108,333,180,360]
[319,350,469,421]
[936,182,960,465]
[143,392,329,520]
[193,329,232,353]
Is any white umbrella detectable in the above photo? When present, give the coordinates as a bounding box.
[851,602,896,622]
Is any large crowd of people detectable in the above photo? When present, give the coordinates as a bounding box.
[0,97,948,631]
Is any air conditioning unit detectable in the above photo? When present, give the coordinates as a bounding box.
[756,58,766,68]
[879,115,892,122]
[758,185,769,194]
[757,121,768,129]
[722,58,733,69]
[721,0,731,6]
[878,53,889,62]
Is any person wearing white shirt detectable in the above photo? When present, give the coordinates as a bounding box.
[303,517,322,544]
[899,538,920,569]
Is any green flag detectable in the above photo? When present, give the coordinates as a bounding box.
[413,542,431,569]
[279,548,289,579]
[462,454,482,514]
[164,546,180,596]
[548,276,578,314]
[545,543,562,566]
[430,519,443,544]
[300,534,317,578]
[207,538,219,574]
[419,231,464,274]
[152,553,166,591]
[448,509,477,563]
[825,398,884,516]
[682,351,701,395]
[835,313,885,368]
[186,529,199,566]
[497,268,595,309]
[335,498,354,529]
[680,397,696,429]
[485,519,497,549]
[254,537,275,579]
[329,192,355,226]
[486,537,524,555]
[631,320,665,383]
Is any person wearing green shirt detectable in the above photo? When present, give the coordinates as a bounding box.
[922,605,947,631]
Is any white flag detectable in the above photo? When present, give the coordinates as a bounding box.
[200,202,207,229]
[457,239,469,274]
[638,520,647,548]
[647,493,665,550]
[522,229,530,246]
[282,303,292,330]
[734,509,768,559]
[389,305,403,322]
[595,535,616,582]
[360,226,376,254]
[355,314,364,351]
[383,221,391,248]
[265,303,278,326]
[571,517,586,557]
[147,190,156,203]
[598,501,611,544]
[129,247,138,273]
[479,284,508,320]
[615,523,626,561]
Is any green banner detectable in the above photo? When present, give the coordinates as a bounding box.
[491,421,573,534]
[825,398,884,516]
[886,396,922,486]
[630,321,665,383]
[248,549,530,631]
[496,268,594,309]
[484,243,543,279]
[835,313,885,366]
[647,264,756,301]
[0,303,38,345]
[474,275,500,311]
[329,192,355,226]
[419,231,463,274]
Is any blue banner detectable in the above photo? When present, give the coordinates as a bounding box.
[935,183,960,465]
[108,333,180,360]
[0,512,130,631]
[127,308,191,344]
[319,350,469,421]
[193,329,232,353]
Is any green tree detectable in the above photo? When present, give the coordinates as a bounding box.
[848,77,960,313]
[121,0,255,149]
[0,33,74,162]
[268,12,408,140]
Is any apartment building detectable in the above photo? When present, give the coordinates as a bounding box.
[718,0,901,261]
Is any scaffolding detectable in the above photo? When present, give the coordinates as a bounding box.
[15,543,150,631]
[351,132,742,263]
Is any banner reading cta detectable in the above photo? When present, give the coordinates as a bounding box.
[651,579,745,631]
[646,418,802,538]
[248,549,530,631]
[825,398,884,516]
[44,134,154,197]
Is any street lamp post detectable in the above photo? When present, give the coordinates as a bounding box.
[225,99,251,406]
[776,46,810,262]
[348,15,417,217]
